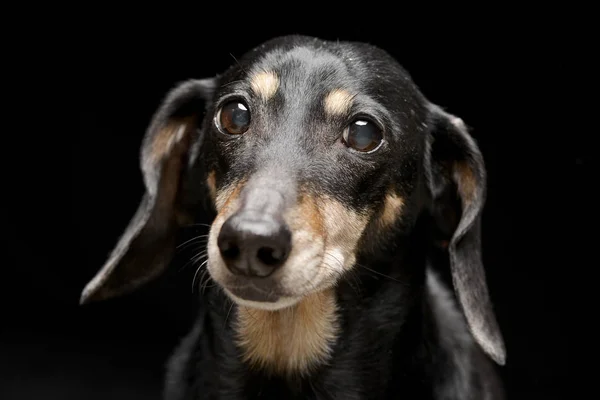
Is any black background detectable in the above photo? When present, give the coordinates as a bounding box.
[4,9,588,400]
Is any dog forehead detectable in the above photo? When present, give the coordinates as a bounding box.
[234,39,425,114]
[249,46,353,93]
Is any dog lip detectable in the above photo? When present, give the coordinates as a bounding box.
[226,281,282,303]
[208,253,325,303]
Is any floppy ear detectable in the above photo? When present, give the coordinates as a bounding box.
[424,104,506,365]
[80,78,217,305]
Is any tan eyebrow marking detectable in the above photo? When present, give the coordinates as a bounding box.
[250,70,279,101]
[324,89,355,116]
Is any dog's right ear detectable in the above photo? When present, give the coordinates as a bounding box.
[80,78,217,305]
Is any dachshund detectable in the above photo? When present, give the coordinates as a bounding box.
[81,35,506,399]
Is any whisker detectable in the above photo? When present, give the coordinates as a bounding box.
[178,249,208,272]
[349,269,363,294]
[323,252,347,277]
[228,53,247,74]
[176,235,209,249]
[297,261,336,296]
[322,262,362,297]
[245,307,261,324]
[199,270,208,294]
[221,79,244,88]
[179,257,196,273]
[191,250,208,262]
[182,223,212,228]
[323,251,364,296]
[356,263,406,284]
[344,270,363,296]
[192,259,209,293]
[324,251,344,268]
[224,302,235,328]
[200,270,218,294]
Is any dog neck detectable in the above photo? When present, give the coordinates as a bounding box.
[234,288,339,377]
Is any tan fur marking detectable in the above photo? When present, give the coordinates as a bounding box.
[149,125,175,162]
[324,89,355,116]
[319,197,369,257]
[286,194,324,236]
[149,119,192,163]
[250,71,279,101]
[236,289,339,376]
[209,196,365,376]
[206,170,217,204]
[214,181,244,213]
[379,192,405,227]
[146,119,195,214]
[454,161,477,206]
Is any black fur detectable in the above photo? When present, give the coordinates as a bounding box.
[81,35,506,399]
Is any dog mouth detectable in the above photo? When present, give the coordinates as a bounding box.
[224,279,289,303]
[207,253,327,309]
[205,194,332,309]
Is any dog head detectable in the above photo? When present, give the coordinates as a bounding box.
[81,35,505,365]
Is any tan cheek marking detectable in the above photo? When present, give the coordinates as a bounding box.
[454,161,477,206]
[207,182,245,283]
[318,197,369,266]
[323,89,355,116]
[214,181,244,214]
[379,192,405,227]
[235,289,339,376]
[285,194,324,237]
[250,71,279,101]
[206,170,217,204]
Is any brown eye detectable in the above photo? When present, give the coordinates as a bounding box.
[342,119,383,152]
[217,101,251,135]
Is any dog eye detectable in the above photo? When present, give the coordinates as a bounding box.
[217,101,251,135]
[342,119,383,152]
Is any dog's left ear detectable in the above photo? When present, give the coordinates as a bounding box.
[80,78,217,305]
[424,104,506,365]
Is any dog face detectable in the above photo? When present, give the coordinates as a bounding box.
[81,35,505,366]
[201,41,427,310]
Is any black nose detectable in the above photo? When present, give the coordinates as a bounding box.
[217,211,292,277]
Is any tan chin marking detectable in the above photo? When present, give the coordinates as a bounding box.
[250,70,279,101]
[235,289,339,376]
[379,192,405,227]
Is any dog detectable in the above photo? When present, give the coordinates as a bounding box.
[81,35,506,399]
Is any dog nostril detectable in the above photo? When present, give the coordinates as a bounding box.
[256,246,286,266]
[217,212,292,277]
[220,241,240,260]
